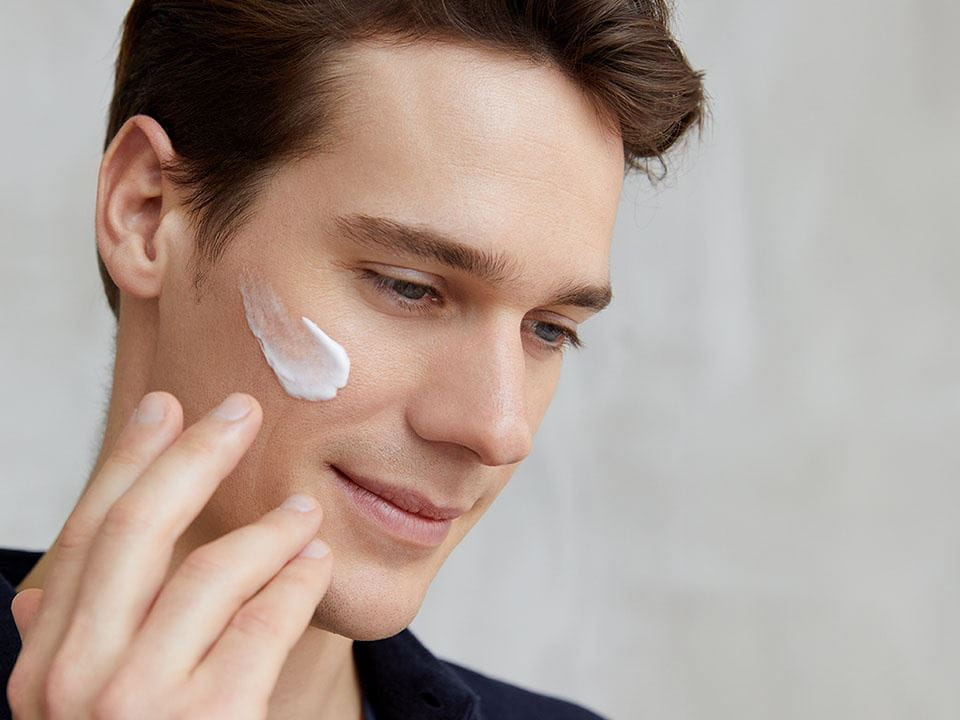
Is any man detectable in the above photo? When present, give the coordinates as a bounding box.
[1,1,704,718]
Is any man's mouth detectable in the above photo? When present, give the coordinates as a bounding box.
[330,465,469,520]
[330,465,468,548]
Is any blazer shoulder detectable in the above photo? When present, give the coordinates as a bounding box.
[442,659,609,720]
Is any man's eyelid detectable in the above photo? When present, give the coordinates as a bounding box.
[532,307,583,331]
[354,260,590,327]
[360,261,448,291]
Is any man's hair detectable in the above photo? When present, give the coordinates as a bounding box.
[99,0,706,319]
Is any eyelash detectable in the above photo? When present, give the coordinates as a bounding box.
[359,269,583,353]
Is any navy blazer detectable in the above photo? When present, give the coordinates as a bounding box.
[1,548,607,719]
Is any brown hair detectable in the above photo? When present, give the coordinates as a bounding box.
[99,0,706,318]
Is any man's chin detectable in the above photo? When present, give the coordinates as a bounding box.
[307,565,429,641]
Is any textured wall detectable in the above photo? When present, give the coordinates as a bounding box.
[2,3,958,719]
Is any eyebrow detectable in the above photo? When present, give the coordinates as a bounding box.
[333,213,613,313]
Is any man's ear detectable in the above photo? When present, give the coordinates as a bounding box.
[95,114,181,305]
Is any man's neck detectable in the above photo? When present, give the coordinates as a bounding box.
[268,627,363,720]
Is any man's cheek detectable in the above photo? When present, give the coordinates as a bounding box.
[238,274,351,402]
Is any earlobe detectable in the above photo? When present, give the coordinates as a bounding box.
[95,114,179,305]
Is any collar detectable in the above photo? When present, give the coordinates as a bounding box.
[354,627,481,720]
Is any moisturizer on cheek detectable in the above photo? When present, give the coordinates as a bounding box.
[240,279,350,401]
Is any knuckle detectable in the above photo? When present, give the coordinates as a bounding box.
[92,682,140,720]
[178,546,230,582]
[229,603,285,641]
[92,662,155,720]
[100,500,159,539]
[175,431,222,460]
[277,563,315,591]
[56,513,99,557]
[107,444,146,470]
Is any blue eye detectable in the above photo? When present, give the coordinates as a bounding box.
[530,320,582,352]
[389,278,430,300]
[534,323,564,343]
[359,269,582,354]
[361,270,441,307]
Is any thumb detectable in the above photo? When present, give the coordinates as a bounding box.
[10,588,44,643]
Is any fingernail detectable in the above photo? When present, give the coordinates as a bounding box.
[281,493,317,513]
[211,393,252,422]
[298,538,330,559]
[134,393,167,425]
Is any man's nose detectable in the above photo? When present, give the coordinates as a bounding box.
[406,324,533,467]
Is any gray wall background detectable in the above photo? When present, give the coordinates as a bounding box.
[2,2,958,719]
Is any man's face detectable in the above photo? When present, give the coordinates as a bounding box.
[147,39,624,639]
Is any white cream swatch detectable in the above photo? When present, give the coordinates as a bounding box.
[240,279,350,401]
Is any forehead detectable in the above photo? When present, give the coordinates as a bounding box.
[304,38,624,293]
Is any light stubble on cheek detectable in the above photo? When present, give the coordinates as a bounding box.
[239,274,351,401]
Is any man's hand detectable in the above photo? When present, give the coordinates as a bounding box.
[6,392,332,720]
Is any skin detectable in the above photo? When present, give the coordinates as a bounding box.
[11,38,624,719]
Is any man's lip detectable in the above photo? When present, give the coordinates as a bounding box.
[330,465,469,521]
